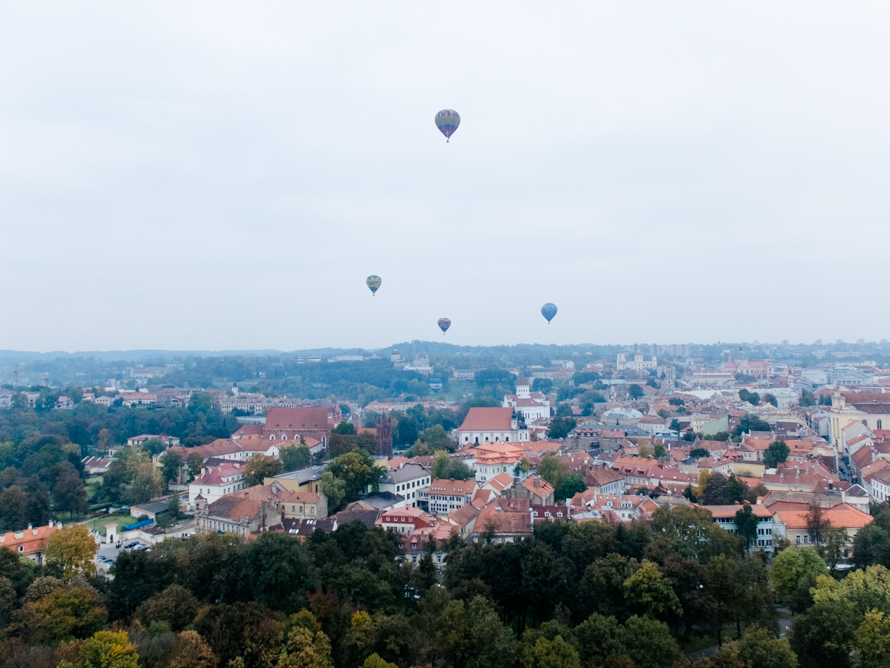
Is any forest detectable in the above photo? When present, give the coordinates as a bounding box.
[3,501,890,667]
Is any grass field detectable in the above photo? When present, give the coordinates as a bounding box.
[85,476,103,502]
[82,515,139,535]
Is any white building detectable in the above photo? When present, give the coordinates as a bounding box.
[188,462,248,505]
[503,377,551,423]
[372,463,431,509]
[617,351,657,372]
[455,407,528,445]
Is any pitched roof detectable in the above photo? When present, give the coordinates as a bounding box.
[775,503,873,531]
[265,406,335,430]
[205,496,264,522]
[191,462,245,486]
[476,498,533,535]
[701,503,775,519]
[448,502,480,528]
[429,478,478,496]
[459,407,515,432]
[522,476,555,499]
[0,523,62,556]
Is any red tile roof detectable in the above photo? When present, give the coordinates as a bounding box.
[265,407,335,430]
[459,407,514,432]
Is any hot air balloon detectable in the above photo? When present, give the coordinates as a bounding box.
[366,275,382,296]
[437,318,451,334]
[435,109,460,142]
[541,303,558,324]
[429,377,443,393]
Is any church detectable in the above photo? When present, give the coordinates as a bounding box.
[503,377,551,422]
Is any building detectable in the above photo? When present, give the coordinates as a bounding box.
[617,351,657,372]
[0,522,63,565]
[374,463,431,509]
[262,406,342,450]
[377,506,436,533]
[829,393,890,453]
[772,502,872,553]
[456,407,528,445]
[503,377,551,423]
[703,504,785,556]
[266,465,327,495]
[426,478,479,516]
[128,434,181,448]
[121,392,158,407]
[470,497,533,544]
[506,475,555,505]
[472,442,525,483]
[195,496,269,538]
[189,462,247,505]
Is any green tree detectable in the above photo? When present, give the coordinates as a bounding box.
[126,462,163,504]
[538,455,567,491]
[320,472,346,512]
[763,393,778,408]
[734,505,760,551]
[735,624,798,668]
[548,417,576,439]
[520,635,580,668]
[334,421,357,435]
[165,630,217,668]
[14,585,108,642]
[53,468,89,518]
[789,601,855,668]
[167,493,181,522]
[46,525,97,580]
[800,390,816,407]
[690,448,709,458]
[556,473,586,503]
[329,450,386,502]
[186,451,204,481]
[771,547,829,611]
[362,654,398,668]
[160,449,183,484]
[628,385,645,400]
[245,454,284,486]
[763,441,790,468]
[240,532,317,613]
[134,584,200,631]
[59,630,139,668]
[432,451,474,481]
[622,560,682,619]
[856,608,890,668]
[653,443,666,459]
[619,616,680,668]
[280,445,312,472]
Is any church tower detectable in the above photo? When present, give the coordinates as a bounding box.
[376,414,393,458]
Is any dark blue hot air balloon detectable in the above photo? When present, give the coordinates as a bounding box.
[541,303,558,324]
[435,109,460,142]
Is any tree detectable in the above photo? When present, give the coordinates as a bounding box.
[53,468,89,518]
[628,385,645,400]
[800,390,816,407]
[789,601,855,668]
[165,631,217,668]
[532,378,553,393]
[763,441,790,468]
[538,455,567,491]
[520,635,580,668]
[0,485,29,531]
[556,473,586,503]
[140,438,167,457]
[280,445,312,472]
[277,626,334,668]
[690,448,709,458]
[186,451,204,481]
[735,624,798,668]
[334,421,357,435]
[669,397,685,406]
[320,472,346,512]
[167,493,182,522]
[240,532,317,612]
[856,608,890,668]
[432,451,474,481]
[653,443,666,459]
[160,449,183,484]
[770,547,829,611]
[14,585,108,642]
[126,462,163,504]
[701,473,730,505]
[46,525,97,580]
[245,454,284,486]
[548,417,576,439]
[58,630,139,668]
[134,584,199,631]
[619,616,680,668]
[329,450,386,502]
[622,560,682,619]
[734,505,760,551]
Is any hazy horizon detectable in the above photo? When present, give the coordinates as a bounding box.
[2,2,889,351]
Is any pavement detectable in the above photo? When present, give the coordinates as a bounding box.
[94,538,151,573]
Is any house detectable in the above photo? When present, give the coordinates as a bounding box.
[456,407,528,445]
[772,502,872,554]
[617,351,657,372]
[0,389,14,409]
[584,467,626,495]
[94,395,116,408]
[531,504,570,523]
[238,483,328,520]
[121,392,158,407]
[81,456,112,475]
[195,496,270,538]
[503,378,551,423]
[55,396,74,410]
[702,504,784,556]
[0,521,63,565]
[569,492,659,522]
[377,506,436,533]
[374,463,431,509]
[188,462,248,505]
[266,465,327,495]
[262,406,342,451]
[507,475,555,505]
[472,442,525,483]
[829,392,890,453]
[448,503,481,538]
[426,478,479,516]
[470,497,533,544]
[128,434,181,448]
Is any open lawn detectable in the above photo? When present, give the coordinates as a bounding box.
[82,515,139,535]
[85,476,103,502]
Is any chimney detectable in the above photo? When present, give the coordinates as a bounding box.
[534,477,540,488]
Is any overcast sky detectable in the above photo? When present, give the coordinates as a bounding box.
[1,2,888,353]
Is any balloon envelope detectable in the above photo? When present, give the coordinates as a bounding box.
[437,318,451,334]
[541,303,558,323]
[366,275,382,295]
[429,377,443,392]
[435,109,460,141]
